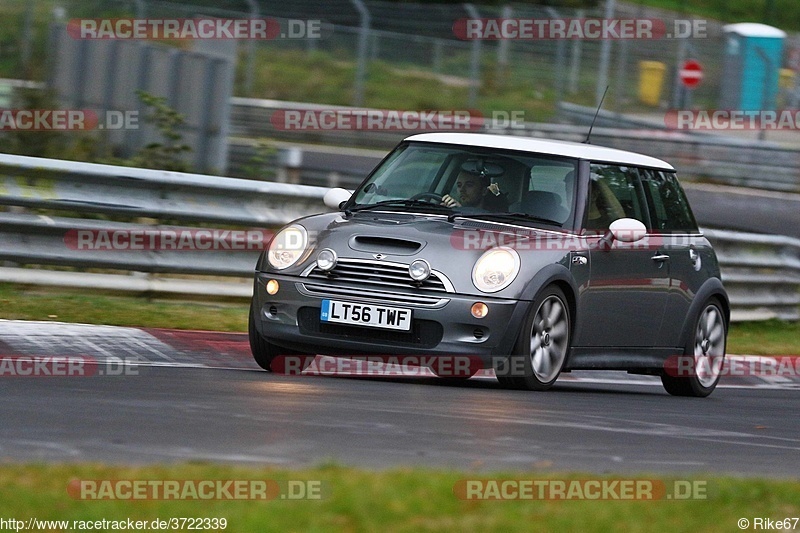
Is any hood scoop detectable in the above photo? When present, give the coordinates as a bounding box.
[349,235,424,256]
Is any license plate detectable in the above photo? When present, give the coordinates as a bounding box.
[320,300,412,331]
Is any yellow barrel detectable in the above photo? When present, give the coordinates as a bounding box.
[638,61,666,106]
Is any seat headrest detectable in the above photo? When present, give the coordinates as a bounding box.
[519,190,565,222]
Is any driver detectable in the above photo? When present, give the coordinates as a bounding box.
[441,170,508,211]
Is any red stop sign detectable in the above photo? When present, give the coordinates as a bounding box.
[680,59,704,89]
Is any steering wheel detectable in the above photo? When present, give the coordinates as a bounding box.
[410,192,444,203]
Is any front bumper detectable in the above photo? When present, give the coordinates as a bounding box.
[252,272,530,366]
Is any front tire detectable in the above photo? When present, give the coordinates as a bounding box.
[661,300,726,397]
[496,286,571,391]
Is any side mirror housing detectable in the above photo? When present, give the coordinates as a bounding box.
[599,218,647,250]
[323,188,352,210]
[610,218,647,242]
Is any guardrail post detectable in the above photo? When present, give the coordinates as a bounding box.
[277,147,303,184]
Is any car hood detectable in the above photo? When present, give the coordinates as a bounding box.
[272,211,578,297]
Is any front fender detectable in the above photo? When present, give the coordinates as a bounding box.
[497,263,579,356]
[678,277,730,351]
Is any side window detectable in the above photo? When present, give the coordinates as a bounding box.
[640,170,699,233]
[520,164,576,224]
[585,164,647,232]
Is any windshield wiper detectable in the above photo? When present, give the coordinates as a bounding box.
[349,199,452,213]
[455,212,563,227]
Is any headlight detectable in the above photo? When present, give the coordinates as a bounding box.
[472,247,520,293]
[267,225,309,270]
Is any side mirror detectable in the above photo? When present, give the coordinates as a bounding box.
[323,188,352,210]
[610,218,647,242]
[598,218,647,250]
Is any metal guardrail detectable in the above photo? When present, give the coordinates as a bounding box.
[0,154,797,321]
[0,212,260,277]
[0,153,326,226]
[704,229,800,322]
[0,153,330,298]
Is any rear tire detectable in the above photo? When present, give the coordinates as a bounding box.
[661,300,726,397]
[496,286,571,391]
[248,302,314,373]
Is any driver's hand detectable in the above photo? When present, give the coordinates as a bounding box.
[441,194,461,208]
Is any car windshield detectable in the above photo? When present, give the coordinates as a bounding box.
[349,142,579,227]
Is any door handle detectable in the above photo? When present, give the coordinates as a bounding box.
[651,254,670,262]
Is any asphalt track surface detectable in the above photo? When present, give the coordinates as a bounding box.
[1,321,799,477]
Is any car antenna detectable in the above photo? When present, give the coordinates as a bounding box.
[583,86,609,144]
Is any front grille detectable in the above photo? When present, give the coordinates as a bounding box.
[297,307,443,348]
[299,283,448,308]
[304,259,450,292]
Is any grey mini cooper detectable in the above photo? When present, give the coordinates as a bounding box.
[249,133,729,397]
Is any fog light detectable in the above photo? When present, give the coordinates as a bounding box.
[266,279,280,295]
[471,302,488,318]
[409,259,431,281]
[316,248,337,272]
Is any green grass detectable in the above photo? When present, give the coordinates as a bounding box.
[726,319,800,356]
[0,283,249,332]
[1,283,798,356]
[242,48,569,122]
[0,464,798,532]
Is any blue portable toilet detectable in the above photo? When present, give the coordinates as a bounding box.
[720,23,786,111]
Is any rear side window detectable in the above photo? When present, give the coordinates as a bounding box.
[640,170,699,233]
[585,164,648,232]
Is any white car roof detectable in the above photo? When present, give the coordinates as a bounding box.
[404,132,675,171]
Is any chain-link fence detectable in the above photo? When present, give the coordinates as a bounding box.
[4,0,800,122]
